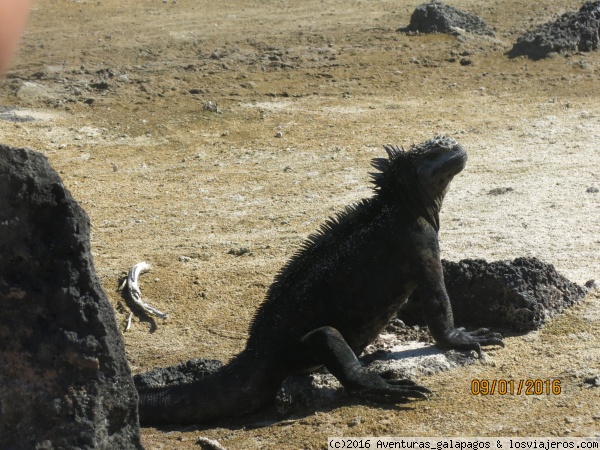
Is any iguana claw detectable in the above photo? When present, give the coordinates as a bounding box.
[346,371,431,403]
[440,327,504,357]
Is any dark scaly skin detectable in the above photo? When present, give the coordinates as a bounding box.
[137,136,503,425]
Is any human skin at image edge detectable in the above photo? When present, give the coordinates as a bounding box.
[0,0,32,75]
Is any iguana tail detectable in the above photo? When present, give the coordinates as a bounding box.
[136,351,280,425]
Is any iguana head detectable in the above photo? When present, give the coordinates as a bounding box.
[370,135,467,230]
[410,135,467,201]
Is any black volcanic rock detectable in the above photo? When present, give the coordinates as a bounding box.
[0,146,142,449]
[509,1,600,59]
[404,1,495,36]
[399,257,586,332]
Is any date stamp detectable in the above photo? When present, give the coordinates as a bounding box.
[471,379,561,395]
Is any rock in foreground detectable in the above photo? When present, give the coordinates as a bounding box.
[0,146,142,449]
[509,1,600,59]
[404,0,495,36]
[399,257,586,332]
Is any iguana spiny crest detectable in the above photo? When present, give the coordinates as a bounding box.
[370,135,467,230]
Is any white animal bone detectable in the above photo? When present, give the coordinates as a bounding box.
[123,262,168,320]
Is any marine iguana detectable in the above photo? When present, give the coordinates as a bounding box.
[137,135,503,424]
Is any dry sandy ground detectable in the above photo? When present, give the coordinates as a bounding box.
[1,0,599,448]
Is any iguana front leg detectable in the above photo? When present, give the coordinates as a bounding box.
[296,326,431,403]
[413,235,504,355]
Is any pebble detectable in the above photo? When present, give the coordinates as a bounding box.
[228,247,250,256]
[16,82,57,102]
[348,417,362,427]
[203,101,218,112]
[583,375,600,387]
[488,187,514,196]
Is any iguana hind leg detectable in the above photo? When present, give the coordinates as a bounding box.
[296,326,430,403]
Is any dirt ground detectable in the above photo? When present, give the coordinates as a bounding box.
[1,0,599,448]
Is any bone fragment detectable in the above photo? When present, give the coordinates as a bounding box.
[124,262,168,320]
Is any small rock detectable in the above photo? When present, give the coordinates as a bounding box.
[459,58,472,66]
[586,187,599,193]
[275,131,283,138]
[348,417,362,427]
[488,187,514,196]
[275,373,344,417]
[210,50,223,60]
[16,81,57,102]
[228,247,250,257]
[203,100,218,112]
[199,252,212,261]
[179,256,192,262]
[31,65,64,80]
[90,81,110,90]
[404,1,495,36]
[583,375,600,388]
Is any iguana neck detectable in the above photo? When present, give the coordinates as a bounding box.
[398,169,442,232]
